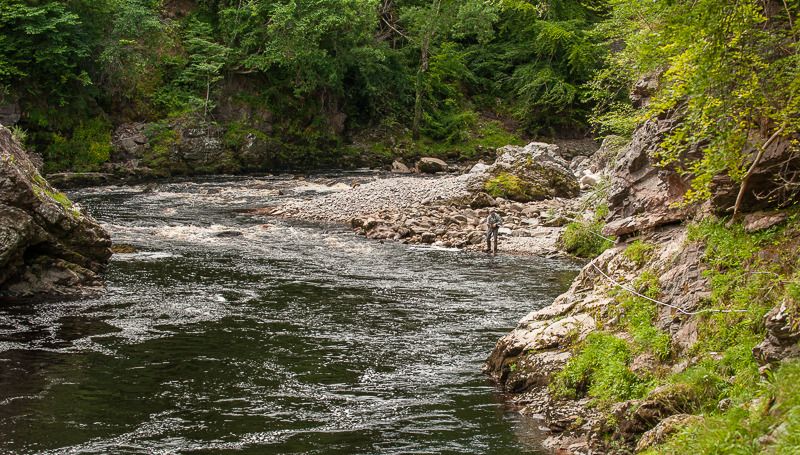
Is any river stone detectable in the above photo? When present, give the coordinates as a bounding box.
[708,133,800,214]
[470,192,496,209]
[416,157,448,174]
[391,160,411,173]
[420,232,437,243]
[0,124,112,298]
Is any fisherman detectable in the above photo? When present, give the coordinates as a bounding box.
[485,209,503,254]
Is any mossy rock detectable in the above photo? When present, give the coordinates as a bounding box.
[484,172,548,202]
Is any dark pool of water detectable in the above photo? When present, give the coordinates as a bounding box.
[0,176,579,454]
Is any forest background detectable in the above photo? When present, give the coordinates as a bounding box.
[0,0,797,193]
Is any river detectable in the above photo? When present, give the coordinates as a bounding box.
[0,176,580,454]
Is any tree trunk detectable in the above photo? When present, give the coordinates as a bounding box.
[412,39,429,140]
[204,76,211,121]
[731,125,786,219]
[411,0,441,141]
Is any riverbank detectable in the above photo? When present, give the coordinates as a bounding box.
[257,141,609,258]
[484,114,800,454]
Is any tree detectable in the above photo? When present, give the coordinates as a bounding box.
[0,1,92,99]
[181,19,230,120]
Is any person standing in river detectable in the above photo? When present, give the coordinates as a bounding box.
[485,209,503,255]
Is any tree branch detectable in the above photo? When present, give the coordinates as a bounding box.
[731,125,786,218]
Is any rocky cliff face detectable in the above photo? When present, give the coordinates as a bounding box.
[0,125,111,299]
[485,116,800,453]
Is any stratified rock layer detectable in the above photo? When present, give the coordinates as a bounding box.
[0,125,111,299]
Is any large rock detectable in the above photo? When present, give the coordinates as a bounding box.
[415,157,448,174]
[0,124,111,298]
[0,96,21,126]
[603,118,692,237]
[475,142,580,202]
[391,160,411,174]
[111,123,150,161]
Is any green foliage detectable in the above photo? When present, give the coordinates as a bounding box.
[636,216,800,452]
[688,219,786,353]
[495,0,608,135]
[0,1,91,97]
[551,332,649,404]
[623,240,655,268]
[10,125,27,146]
[609,271,671,361]
[43,117,112,173]
[561,217,614,258]
[648,360,800,454]
[597,0,800,205]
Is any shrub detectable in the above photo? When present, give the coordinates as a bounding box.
[43,117,112,173]
[561,219,614,258]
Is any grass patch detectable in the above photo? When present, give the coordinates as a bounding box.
[688,219,788,354]
[550,332,651,404]
[646,360,800,454]
[612,271,672,361]
[624,239,656,268]
[641,214,800,452]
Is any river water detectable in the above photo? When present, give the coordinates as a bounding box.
[0,176,579,454]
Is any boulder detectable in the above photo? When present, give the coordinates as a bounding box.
[579,172,600,189]
[630,72,661,108]
[391,160,411,174]
[415,157,448,174]
[112,123,150,161]
[420,232,437,243]
[174,123,226,166]
[470,192,496,209]
[708,133,800,214]
[0,124,112,299]
[475,142,580,202]
[0,97,21,126]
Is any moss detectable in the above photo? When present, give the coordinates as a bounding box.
[31,178,80,217]
[484,172,545,202]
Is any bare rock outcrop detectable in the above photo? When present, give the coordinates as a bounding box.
[603,118,691,237]
[0,124,111,299]
[753,301,800,365]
